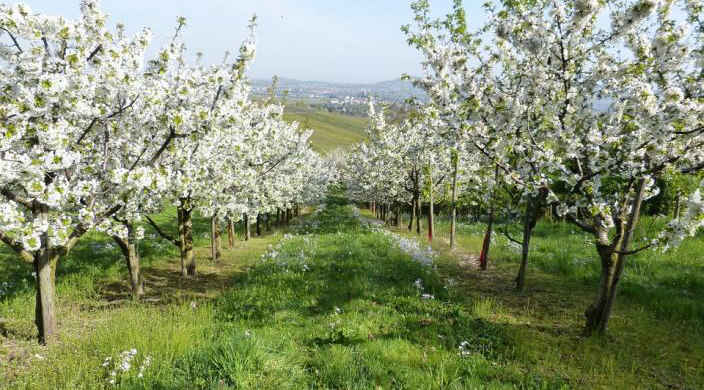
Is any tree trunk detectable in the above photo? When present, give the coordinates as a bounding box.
[585,241,618,334]
[597,179,647,333]
[427,157,435,242]
[479,201,495,270]
[178,207,187,276]
[34,254,58,345]
[211,216,216,260]
[408,198,416,232]
[182,206,195,275]
[33,203,57,344]
[211,215,221,260]
[112,224,144,299]
[276,209,281,225]
[479,166,499,270]
[244,213,251,241]
[449,151,459,250]
[266,213,272,232]
[227,217,235,248]
[674,193,682,219]
[415,197,422,235]
[256,214,262,236]
[427,199,434,241]
[516,196,539,292]
[215,219,222,259]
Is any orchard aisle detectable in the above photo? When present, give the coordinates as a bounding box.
[5,194,702,390]
[204,195,510,389]
[2,194,520,390]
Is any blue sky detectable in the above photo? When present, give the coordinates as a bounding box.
[21,0,488,83]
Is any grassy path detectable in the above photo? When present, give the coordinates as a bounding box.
[0,196,522,389]
[2,195,703,389]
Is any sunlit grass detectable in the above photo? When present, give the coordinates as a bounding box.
[2,199,703,389]
[283,105,368,153]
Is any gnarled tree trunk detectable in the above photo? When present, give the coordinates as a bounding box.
[585,237,619,334]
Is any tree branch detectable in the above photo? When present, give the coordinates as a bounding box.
[41,36,50,56]
[0,187,32,209]
[145,215,179,245]
[613,242,654,256]
[1,27,23,53]
[502,223,523,246]
[0,230,34,263]
[76,118,99,144]
[86,44,102,61]
[149,126,185,166]
[566,213,597,235]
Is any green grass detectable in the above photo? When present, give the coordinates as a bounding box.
[391,213,704,389]
[283,105,367,153]
[1,199,703,389]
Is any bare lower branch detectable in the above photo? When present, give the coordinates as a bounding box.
[613,243,654,256]
[0,230,34,263]
[502,223,524,246]
[145,215,179,245]
[566,213,597,236]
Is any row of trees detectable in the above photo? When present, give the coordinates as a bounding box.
[0,1,333,344]
[343,0,704,335]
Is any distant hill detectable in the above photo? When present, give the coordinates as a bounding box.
[283,105,368,153]
[252,77,427,103]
